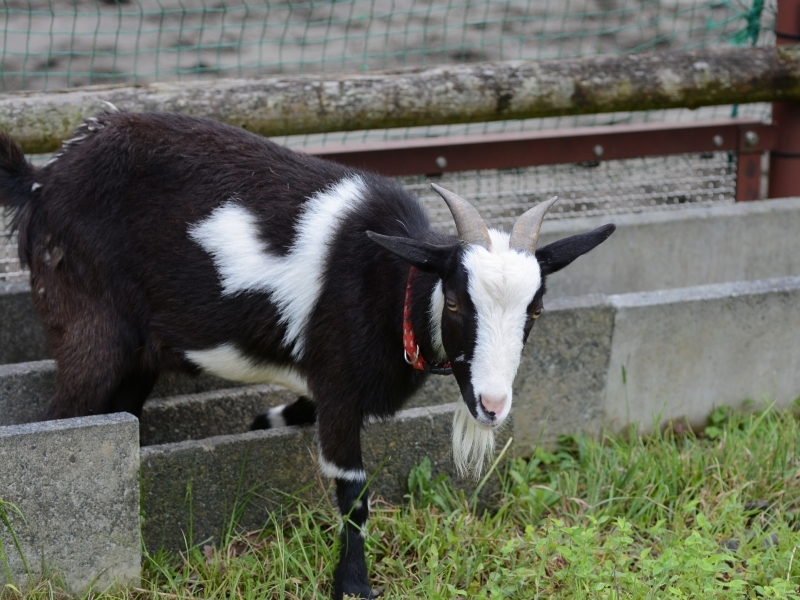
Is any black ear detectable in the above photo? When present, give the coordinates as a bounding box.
[535,224,616,276]
[366,231,459,275]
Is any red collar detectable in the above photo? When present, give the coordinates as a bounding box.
[402,266,452,376]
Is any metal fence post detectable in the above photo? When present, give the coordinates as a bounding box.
[769,0,800,198]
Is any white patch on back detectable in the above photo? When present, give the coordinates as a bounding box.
[185,343,310,395]
[462,229,541,424]
[188,175,367,358]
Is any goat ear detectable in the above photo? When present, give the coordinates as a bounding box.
[366,231,459,274]
[535,224,616,276]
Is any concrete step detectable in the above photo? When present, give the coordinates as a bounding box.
[2,402,496,588]
[0,414,140,593]
[0,361,458,444]
[0,360,246,429]
[140,402,499,552]
[140,385,295,446]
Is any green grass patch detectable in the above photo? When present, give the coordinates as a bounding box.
[7,402,800,599]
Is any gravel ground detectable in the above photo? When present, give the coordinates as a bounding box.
[1,0,759,91]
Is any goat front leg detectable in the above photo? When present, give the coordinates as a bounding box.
[333,476,372,599]
[317,418,373,599]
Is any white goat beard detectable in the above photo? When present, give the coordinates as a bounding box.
[452,402,496,480]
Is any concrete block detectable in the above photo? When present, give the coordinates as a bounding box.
[511,294,614,454]
[0,360,56,426]
[0,360,245,429]
[0,414,140,592]
[0,283,49,365]
[539,197,800,298]
[140,384,297,446]
[141,403,508,551]
[604,276,800,432]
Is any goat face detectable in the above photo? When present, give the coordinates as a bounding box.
[440,230,541,428]
[369,186,614,477]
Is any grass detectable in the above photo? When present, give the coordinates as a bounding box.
[6,401,800,599]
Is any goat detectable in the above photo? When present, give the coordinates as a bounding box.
[0,110,614,599]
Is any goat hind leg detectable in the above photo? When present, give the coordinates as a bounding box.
[107,368,159,418]
[44,310,144,419]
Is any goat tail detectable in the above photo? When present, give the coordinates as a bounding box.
[0,132,37,267]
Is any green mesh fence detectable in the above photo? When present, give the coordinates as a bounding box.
[0,0,774,92]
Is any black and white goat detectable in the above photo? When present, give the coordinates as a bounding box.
[0,110,614,599]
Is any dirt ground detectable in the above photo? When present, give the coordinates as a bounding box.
[1,0,755,92]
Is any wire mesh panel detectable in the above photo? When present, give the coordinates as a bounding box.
[404,152,736,233]
[0,0,774,91]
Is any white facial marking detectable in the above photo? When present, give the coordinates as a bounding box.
[188,175,367,358]
[185,343,309,395]
[317,453,367,482]
[428,280,446,361]
[462,229,541,426]
[31,182,42,192]
[267,404,287,428]
[452,402,496,480]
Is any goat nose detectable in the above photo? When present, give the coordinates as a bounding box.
[480,394,507,418]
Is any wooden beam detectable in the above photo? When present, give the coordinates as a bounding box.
[1,46,799,154]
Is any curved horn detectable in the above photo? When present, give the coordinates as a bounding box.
[430,183,492,250]
[509,196,559,254]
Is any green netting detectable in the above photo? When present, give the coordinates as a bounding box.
[0,0,774,92]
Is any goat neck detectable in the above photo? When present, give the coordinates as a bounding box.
[406,266,447,368]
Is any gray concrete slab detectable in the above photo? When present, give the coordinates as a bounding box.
[140,384,297,446]
[141,403,508,552]
[511,294,615,454]
[0,360,56,426]
[539,197,800,298]
[0,360,245,428]
[0,282,49,365]
[0,360,458,444]
[0,414,140,592]
[604,275,800,433]
[511,275,800,448]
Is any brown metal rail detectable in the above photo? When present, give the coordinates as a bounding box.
[306,118,778,202]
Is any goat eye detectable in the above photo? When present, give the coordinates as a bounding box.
[446,298,459,313]
[530,308,542,320]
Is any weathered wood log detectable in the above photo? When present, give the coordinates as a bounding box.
[2,45,799,154]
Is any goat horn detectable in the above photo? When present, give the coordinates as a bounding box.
[509,196,559,255]
[430,183,492,250]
